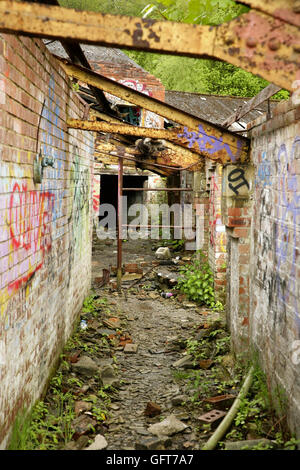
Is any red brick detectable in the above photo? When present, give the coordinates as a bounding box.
[227,207,242,217]
[232,227,249,238]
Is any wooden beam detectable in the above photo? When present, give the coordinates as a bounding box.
[0,2,298,91]
[222,84,282,128]
[60,63,249,165]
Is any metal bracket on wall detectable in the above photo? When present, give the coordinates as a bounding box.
[33,149,55,184]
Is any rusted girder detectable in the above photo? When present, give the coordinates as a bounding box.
[62,67,249,165]
[22,0,113,114]
[68,118,246,165]
[0,2,298,90]
[239,0,300,27]
[95,140,203,172]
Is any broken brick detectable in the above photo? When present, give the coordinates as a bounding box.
[124,263,139,273]
[203,394,236,410]
[198,409,226,427]
[144,401,162,417]
[198,359,213,369]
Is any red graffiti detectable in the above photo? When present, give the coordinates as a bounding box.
[8,182,55,290]
[92,176,100,215]
[93,194,100,212]
[209,175,220,247]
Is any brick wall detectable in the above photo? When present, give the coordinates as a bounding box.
[193,162,227,297]
[0,34,94,448]
[248,97,300,436]
[222,163,253,351]
[93,60,165,130]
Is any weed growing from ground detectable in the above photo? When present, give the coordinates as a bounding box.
[177,251,224,310]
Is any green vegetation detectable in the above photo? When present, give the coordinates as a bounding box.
[59,0,289,99]
[177,250,223,309]
[8,293,117,450]
[172,329,299,449]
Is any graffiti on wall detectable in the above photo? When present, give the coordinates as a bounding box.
[209,166,225,251]
[0,73,93,324]
[40,74,66,238]
[255,151,272,187]
[255,137,300,333]
[8,183,55,292]
[209,174,220,247]
[227,168,249,195]
[104,77,163,129]
[275,137,300,330]
[178,125,244,162]
[92,175,100,220]
[67,144,90,283]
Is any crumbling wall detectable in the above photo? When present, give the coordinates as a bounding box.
[248,97,300,436]
[0,34,94,448]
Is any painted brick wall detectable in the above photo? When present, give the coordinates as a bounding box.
[93,60,165,129]
[193,162,227,297]
[249,98,300,436]
[0,34,94,448]
[222,163,253,351]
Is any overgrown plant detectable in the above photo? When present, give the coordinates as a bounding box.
[177,251,223,310]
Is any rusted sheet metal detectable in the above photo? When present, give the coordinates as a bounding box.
[215,10,300,89]
[0,2,298,91]
[240,0,300,27]
[222,84,281,128]
[95,140,203,172]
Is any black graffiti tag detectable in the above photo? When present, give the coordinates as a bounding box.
[228,168,249,195]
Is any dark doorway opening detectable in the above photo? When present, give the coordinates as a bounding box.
[99,174,148,228]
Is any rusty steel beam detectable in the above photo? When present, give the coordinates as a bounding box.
[22,0,113,113]
[95,140,203,171]
[222,83,282,127]
[239,0,300,27]
[68,117,245,165]
[117,155,123,292]
[0,2,299,91]
[64,80,249,165]
[122,188,193,191]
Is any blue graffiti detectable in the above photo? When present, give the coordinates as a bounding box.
[255,151,272,187]
[275,136,300,331]
[177,124,243,162]
[40,75,66,235]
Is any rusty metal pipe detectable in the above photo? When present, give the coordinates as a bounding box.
[122,188,192,191]
[117,156,123,292]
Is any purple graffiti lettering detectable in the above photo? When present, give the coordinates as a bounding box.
[178,125,243,162]
[275,137,300,331]
[255,151,272,187]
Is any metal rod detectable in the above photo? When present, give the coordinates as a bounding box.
[122,188,193,191]
[117,156,123,292]
[122,225,196,228]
